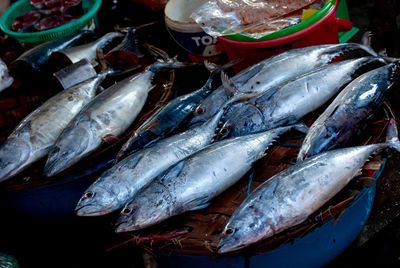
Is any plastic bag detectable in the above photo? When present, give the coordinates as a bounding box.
[191,0,324,39]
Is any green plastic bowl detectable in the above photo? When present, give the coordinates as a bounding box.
[0,0,102,44]
[225,0,334,42]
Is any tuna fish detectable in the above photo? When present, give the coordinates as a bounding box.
[52,32,124,65]
[116,60,238,161]
[44,59,192,177]
[0,74,106,182]
[75,106,227,216]
[218,57,385,139]
[218,119,400,254]
[0,59,13,92]
[114,124,307,232]
[189,43,378,127]
[297,63,400,161]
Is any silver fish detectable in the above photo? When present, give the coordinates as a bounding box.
[0,74,106,182]
[52,32,124,64]
[75,107,226,216]
[218,119,400,254]
[114,124,306,232]
[0,59,13,92]
[189,43,377,126]
[297,63,400,161]
[219,57,384,139]
[44,59,190,177]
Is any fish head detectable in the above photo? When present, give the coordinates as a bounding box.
[188,88,228,127]
[44,126,90,177]
[75,182,122,216]
[218,202,274,254]
[217,103,264,140]
[0,71,13,91]
[114,200,166,233]
[115,182,174,232]
[0,136,31,182]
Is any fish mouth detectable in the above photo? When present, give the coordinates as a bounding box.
[217,242,243,254]
[75,204,114,217]
[115,221,144,233]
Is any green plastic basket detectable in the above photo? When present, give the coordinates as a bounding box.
[0,0,102,44]
[225,0,334,42]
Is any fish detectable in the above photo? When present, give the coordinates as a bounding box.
[218,56,385,139]
[114,124,307,232]
[217,119,400,254]
[105,23,158,70]
[0,73,107,183]
[75,104,227,216]
[51,32,124,65]
[11,31,92,74]
[0,59,13,92]
[189,43,378,127]
[44,59,193,177]
[297,62,400,161]
[115,60,238,161]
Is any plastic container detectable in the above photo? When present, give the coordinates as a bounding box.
[164,0,221,58]
[0,0,102,44]
[217,0,352,71]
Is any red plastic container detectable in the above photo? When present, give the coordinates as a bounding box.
[217,0,352,72]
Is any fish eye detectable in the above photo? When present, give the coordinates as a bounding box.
[195,106,205,115]
[121,207,131,215]
[220,126,230,136]
[83,191,94,199]
[224,228,234,235]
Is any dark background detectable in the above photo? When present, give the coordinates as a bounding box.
[2,0,400,267]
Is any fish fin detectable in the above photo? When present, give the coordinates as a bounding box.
[293,122,309,134]
[361,31,373,47]
[188,202,210,211]
[214,58,243,72]
[204,60,218,72]
[221,71,237,98]
[386,118,400,152]
[184,195,210,211]
[160,161,186,181]
[101,134,119,144]
[147,57,198,73]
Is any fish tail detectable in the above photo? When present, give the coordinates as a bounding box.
[147,57,197,73]
[292,123,309,134]
[386,118,400,152]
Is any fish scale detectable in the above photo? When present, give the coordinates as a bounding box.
[298,62,400,161]
[114,124,305,233]
[219,56,385,139]
[218,135,400,254]
[75,106,227,216]
[0,74,105,182]
[189,43,378,127]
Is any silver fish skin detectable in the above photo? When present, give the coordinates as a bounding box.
[218,135,400,254]
[219,57,384,138]
[189,43,377,126]
[53,32,124,64]
[75,108,226,216]
[44,60,190,177]
[114,124,306,232]
[0,75,105,182]
[0,59,13,92]
[297,63,400,161]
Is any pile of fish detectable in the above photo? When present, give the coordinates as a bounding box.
[1,36,400,255]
